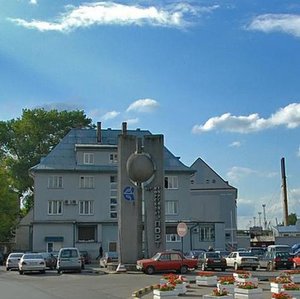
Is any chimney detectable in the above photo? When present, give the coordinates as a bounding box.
[97,122,102,143]
[122,122,127,135]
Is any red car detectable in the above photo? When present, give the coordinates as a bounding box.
[136,251,197,275]
[293,252,300,268]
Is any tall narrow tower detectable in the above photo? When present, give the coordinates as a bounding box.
[281,157,289,226]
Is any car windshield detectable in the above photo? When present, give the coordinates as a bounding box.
[10,253,23,258]
[152,253,160,260]
[239,252,254,257]
[276,252,291,258]
[23,254,43,259]
[206,253,220,258]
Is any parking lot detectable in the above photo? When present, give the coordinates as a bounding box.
[0,263,290,299]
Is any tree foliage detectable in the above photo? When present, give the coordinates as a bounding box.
[0,108,93,213]
[288,213,297,225]
[0,163,19,242]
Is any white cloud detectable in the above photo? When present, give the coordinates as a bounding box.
[192,103,300,134]
[229,141,241,148]
[247,14,300,38]
[29,0,37,4]
[124,118,139,125]
[126,98,159,113]
[102,110,120,121]
[8,2,218,32]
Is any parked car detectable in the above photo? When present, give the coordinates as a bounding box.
[39,252,57,269]
[185,249,206,259]
[56,247,82,273]
[215,250,230,258]
[267,245,291,254]
[136,251,198,275]
[226,251,259,271]
[293,252,300,268]
[18,253,46,274]
[6,252,24,271]
[197,251,227,271]
[259,251,293,271]
[100,252,119,268]
[248,247,266,258]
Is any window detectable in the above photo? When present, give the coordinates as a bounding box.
[166,234,181,242]
[79,200,94,215]
[48,200,63,215]
[109,153,118,163]
[164,176,178,189]
[165,201,178,215]
[199,224,215,241]
[110,175,118,218]
[48,176,63,189]
[83,153,94,165]
[79,176,94,188]
[77,225,96,242]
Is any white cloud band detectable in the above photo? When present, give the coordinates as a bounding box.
[192,103,300,134]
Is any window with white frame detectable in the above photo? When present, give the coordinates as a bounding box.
[199,224,215,241]
[48,176,63,189]
[110,175,117,218]
[164,176,178,189]
[109,153,118,164]
[79,176,94,189]
[165,200,178,215]
[79,200,94,215]
[48,200,63,215]
[83,153,94,165]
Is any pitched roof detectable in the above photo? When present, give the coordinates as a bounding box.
[30,128,192,173]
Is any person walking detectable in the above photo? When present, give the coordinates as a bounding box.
[96,244,103,260]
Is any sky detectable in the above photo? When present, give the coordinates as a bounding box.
[1,0,300,230]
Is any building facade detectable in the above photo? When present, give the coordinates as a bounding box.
[29,124,237,258]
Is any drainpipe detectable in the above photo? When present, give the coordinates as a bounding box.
[73,221,76,247]
[189,223,199,250]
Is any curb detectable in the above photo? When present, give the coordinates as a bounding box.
[132,285,156,298]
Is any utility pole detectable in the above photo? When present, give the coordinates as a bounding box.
[262,204,267,230]
[258,212,262,228]
[281,157,289,226]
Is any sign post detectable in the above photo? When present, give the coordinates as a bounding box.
[177,222,187,259]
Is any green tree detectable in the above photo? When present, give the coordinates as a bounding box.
[0,108,93,212]
[0,163,19,242]
[288,213,297,225]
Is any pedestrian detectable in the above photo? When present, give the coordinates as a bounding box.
[208,246,214,252]
[96,244,103,260]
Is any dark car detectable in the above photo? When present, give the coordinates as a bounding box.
[197,251,227,271]
[185,249,206,259]
[248,247,266,258]
[80,251,91,265]
[39,252,57,270]
[259,251,293,271]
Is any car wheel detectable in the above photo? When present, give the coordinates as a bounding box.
[180,265,188,274]
[234,263,239,271]
[201,263,206,271]
[145,266,155,275]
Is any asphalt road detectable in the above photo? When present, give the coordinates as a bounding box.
[0,265,285,299]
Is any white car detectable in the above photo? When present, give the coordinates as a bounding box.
[6,252,24,271]
[18,253,46,274]
[56,247,82,273]
[226,251,259,271]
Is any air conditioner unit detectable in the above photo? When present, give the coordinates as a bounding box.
[71,200,77,205]
[64,200,70,205]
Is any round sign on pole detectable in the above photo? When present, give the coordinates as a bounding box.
[177,222,187,237]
